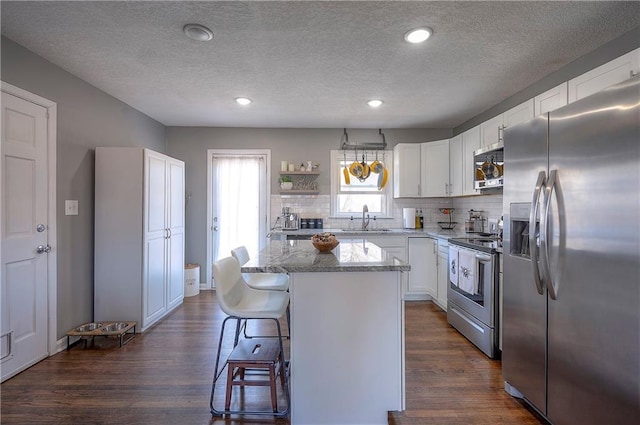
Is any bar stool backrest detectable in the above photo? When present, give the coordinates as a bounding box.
[231,246,250,266]
[212,256,247,316]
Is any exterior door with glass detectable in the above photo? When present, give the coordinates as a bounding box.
[207,150,270,288]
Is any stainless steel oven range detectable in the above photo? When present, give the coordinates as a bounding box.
[447,237,501,358]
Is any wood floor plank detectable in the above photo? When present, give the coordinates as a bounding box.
[1,291,546,424]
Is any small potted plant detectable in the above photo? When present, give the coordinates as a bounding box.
[279,175,293,190]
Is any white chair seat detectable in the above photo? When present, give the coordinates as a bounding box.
[232,286,289,319]
[243,272,290,292]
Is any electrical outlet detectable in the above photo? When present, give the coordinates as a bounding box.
[65,200,78,216]
[488,218,498,234]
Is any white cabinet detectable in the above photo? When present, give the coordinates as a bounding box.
[480,99,535,148]
[534,83,568,116]
[420,139,450,197]
[503,99,535,128]
[406,237,437,300]
[448,134,463,197]
[435,240,449,311]
[480,115,504,148]
[462,126,481,196]
[568,48,640,102]
[95,147,185,332]
[393,143,421,198]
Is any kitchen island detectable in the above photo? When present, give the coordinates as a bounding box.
[243,239,410,425]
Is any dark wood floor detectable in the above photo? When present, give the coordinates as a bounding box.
[1,291,545,424]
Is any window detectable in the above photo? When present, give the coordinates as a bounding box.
[330,150,393,217]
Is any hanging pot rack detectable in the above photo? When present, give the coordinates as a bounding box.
[340,128,387,151]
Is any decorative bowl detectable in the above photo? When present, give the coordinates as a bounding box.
[312,239,339,253]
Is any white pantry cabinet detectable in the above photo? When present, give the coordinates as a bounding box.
[420,139,450,197]
[94,147,185,332]
[568,48,640,102]
[393,143,421,198]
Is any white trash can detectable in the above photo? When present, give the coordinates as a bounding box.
[184,264,200,297]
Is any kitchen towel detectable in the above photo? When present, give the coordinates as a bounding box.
[449,245,459,287]
[457,249,478,295]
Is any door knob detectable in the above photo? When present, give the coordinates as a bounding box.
[36,245,52,254]
[213,226,218,231]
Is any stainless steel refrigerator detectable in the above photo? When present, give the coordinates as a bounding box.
[502,76,639,425]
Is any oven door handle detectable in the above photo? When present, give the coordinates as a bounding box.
[475,253,492,263]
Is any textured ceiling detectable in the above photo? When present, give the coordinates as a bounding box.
[2,1,639,128]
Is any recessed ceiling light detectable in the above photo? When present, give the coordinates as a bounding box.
[235,97,252,105]
[367,100,383,108]
[404,27,432,44]
[183,24,214,42]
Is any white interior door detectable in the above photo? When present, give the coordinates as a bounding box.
[1,91,50,381]
[207,150,270,288]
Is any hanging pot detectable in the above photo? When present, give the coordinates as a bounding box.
[359,154,371,181]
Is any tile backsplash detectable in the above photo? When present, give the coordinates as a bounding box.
[270,194,503,231]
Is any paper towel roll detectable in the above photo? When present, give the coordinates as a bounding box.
[403,208,416,229]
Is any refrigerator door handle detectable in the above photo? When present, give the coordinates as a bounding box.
[541,169,558,300]
[529,171,546,295]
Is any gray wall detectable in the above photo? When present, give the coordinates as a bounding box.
[455,27,640,134]
[1,36,166,338]
[165,127,451,279]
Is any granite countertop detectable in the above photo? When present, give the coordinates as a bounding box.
[242,239,411,273]
[274,227,469,240]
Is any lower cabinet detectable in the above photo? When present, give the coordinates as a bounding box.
[435,240,449,311]
[406,237,437,300]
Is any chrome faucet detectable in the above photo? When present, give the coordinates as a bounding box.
[362,204,370,230]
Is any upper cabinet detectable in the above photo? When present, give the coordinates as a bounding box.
[448,134,463,197]
[503,99,535,128]
[394,143,421,198]
[394,140,451,198]
[420,139,449,197]
[462,126,481,196]
[480,99,535,148]
[480,114,504,148]
[568,48,640,102]
[534,83,568,116]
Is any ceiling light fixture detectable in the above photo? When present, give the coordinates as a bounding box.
[235,97,252,105]
[183,23,214,42]
[367,99,383,108]
[404,27,433,44]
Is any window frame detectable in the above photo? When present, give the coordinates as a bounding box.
[329,149,394,218]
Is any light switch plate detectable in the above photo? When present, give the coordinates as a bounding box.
[65,200,78,216]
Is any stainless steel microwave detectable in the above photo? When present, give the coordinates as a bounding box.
[474,141,504,190]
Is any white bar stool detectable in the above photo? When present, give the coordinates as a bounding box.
[209,256,290,418]
[231,246,290,338]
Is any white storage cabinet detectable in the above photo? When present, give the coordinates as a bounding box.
[94,147,185,332]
